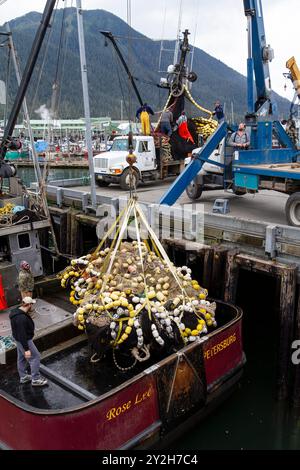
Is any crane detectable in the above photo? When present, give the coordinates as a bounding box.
[100,31,144,107]
[159,0,300,225]
[286,56,300,100]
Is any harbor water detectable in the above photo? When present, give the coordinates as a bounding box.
[16,167,90,188]
[175,270,300,450]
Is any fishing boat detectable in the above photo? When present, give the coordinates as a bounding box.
[0,297,243,450]
[0,193,245,450]
[0,2,245,450]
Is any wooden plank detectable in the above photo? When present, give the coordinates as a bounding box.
[277,267,297,400]
[211,246,228,301]
[292,289,300,406]
[227,253,297,400]
[224,250,239,303]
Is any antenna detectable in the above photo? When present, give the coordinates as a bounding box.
[173,0,183,65]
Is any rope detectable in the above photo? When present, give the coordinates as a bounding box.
[113,348,137,371]
[183,84,213,118]
[131,345,150,362]
[3,43,11,127]
[100,199,135,295]
[57,0,73,117]
[30,1,59,116]
[90,352,101,363]
[133,204,152,319]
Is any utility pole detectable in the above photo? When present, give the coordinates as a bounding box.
[76,0,97,208]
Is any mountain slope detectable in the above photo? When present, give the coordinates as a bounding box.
[0,8,290,121]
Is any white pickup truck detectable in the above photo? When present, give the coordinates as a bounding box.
[93,135,185,190]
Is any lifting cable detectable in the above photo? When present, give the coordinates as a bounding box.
[127,0,134,132]
[112,45,130,119]
[57,0,73,118]
[51,0,68,118]
[30,0,59,117]
[184,84,213,118]
[3,39,11,127]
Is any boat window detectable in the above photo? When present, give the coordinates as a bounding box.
[18,233,31,250]
[138,141,149,152]
[110,138,136,151]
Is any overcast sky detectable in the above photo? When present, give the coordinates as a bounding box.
[1,0,299,101]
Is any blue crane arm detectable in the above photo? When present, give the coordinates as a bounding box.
[159,122,227,206]
[243,0,274,113]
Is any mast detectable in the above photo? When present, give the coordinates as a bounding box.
[76,0,97,208]
[0,0,57,160]
[6,25,42,185]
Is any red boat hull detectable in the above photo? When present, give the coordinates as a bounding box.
[0,301,244,450]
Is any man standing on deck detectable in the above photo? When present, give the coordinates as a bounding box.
[9,297,48,387]
[18,261,34,300]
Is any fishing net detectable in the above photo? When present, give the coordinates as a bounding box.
[59,198,217,369]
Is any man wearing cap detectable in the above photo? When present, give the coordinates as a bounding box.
[9,297,48,386]
[18,261,34,300]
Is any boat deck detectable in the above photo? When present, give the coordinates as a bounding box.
[0,337,174,411]
[0,295,168,411]
[0,298,73,339]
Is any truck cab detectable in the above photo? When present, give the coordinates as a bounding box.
[94,135,184,190]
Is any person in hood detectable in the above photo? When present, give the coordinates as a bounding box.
[18,260,34,300]
[9,297,48,386]
[176,111,195,144]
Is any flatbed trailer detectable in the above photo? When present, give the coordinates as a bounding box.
[233,161,300,226]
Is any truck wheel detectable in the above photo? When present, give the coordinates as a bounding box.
[120,168,140,190]
[286,192,300,226]
[186,180,203,200]
[96,180,110,187]
[233,187,246,196]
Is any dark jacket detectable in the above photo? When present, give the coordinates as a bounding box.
[9,308,35,350]
[136,105,154,118]
[213,105,224,121]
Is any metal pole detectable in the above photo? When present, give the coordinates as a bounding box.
[6,26,43,186]
[173,0,183,65]
[0,0,57,160]
[247,15,255,114]
[76,0,97,208]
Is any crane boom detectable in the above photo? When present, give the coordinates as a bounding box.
[286,56,300,99]
[101,31,143,107]
[243,0,275,116]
